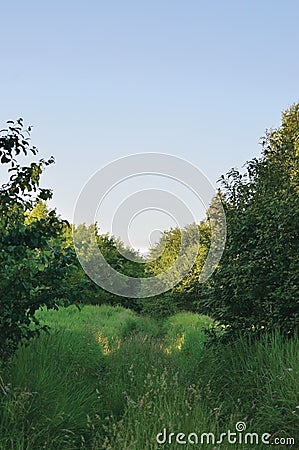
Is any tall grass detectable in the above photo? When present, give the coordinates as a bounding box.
[0,305,297,449]
[0,305,160,449]
[0,330,103,449]
[188,332,299,437]
[36,304,160,339]
[162,312,212,354]
[94,333,216,450]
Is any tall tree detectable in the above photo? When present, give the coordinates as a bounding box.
[0,119,75,360]
[206,104,299,340]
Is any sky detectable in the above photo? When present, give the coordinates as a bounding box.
[1,0,298,252]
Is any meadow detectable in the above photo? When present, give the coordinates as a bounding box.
[0,304,297,449]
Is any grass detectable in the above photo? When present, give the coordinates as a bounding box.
[0,329,103,449]
[0,305,298,449]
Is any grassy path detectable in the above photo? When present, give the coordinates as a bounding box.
[0,305,298,449]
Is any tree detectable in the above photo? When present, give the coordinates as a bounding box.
[146,222,211,293]
[142,222,212,317]
[72,223,146,310]
[206,103,299,340]
[0,119,76,360]
[25,199,49,223]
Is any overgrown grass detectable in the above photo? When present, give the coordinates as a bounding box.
[0,329,103,449]
[36,304,160,339]
[191,333,299,436]
[162,312,212,353]
[0,305,298,449]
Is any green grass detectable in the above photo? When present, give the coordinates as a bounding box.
[36,304,160,339]
[0,329,103,449]
[162,312,212,354]
[0,305,298,449]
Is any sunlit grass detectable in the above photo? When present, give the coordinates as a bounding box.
[0,305,297,449]
[163,312,212,354]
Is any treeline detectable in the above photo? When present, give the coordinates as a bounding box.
[0,104,298,361]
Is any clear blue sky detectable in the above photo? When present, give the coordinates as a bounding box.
[1,1,298,250]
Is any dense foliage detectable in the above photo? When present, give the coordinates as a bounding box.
[146,222,211,292]
[71,223,146,311]
[141,222,211,317]
[205,104,299,340]
[0,120,75,360]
